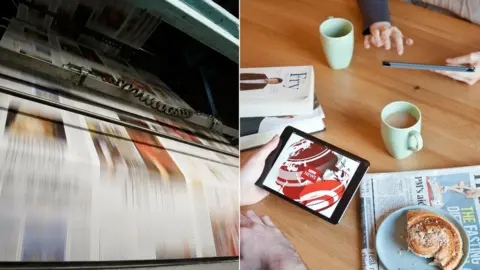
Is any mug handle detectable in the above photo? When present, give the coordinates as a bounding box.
[407,131,423,152]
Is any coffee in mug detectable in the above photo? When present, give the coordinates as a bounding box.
[385,112,418,129]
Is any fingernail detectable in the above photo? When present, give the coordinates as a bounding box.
[246,210,254,215]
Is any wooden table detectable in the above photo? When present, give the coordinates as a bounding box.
[240,0,480,268]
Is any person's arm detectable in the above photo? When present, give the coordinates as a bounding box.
[357,0,413,55]
[268,252,306,270]
[358,0,391,34]
[240,136,279,206]
[240,211,307,270]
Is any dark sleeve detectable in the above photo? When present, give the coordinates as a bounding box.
[357,0,391,35]
[240,117,264,136]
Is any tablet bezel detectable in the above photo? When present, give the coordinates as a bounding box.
[255,126,370,224]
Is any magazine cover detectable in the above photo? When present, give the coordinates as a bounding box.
[262,133,360,218]
[239,66,313,100]
[240,66,315,117]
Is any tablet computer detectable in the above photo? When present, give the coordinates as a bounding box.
[382,61,475,72]
[255,126,370,224]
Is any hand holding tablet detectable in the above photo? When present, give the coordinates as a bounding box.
[436,52,480,85]
[240,136,280,206]
[255,126,370,224]
[382,51,480,85]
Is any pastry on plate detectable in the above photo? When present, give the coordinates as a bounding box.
[407,209,463,270]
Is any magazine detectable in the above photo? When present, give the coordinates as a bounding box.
[360,166,480,270]
[240,97,325,150]
[239,66,315,117]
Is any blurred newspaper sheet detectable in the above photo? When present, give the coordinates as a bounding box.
[0,77,238,261]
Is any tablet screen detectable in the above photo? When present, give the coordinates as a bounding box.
[262,133,361,218]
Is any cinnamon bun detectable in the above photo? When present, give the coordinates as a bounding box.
[407,210,463,270]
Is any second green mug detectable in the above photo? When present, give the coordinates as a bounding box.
[381,101,423,159]
[319,17,354,70]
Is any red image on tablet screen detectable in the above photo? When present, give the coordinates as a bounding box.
[263,134,360,218]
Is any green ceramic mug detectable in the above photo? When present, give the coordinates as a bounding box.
[381,101,423,159]
[319,17,354,70]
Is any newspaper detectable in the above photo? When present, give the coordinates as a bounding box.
[17,0,160,49]
[0,76,238,261]
[0,12,238,262]
[0,18,236,137]
[360,166,480,270]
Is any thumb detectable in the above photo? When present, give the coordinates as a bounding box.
[240,214,253,228]
[446,53,479,65]
[255,135,280,161]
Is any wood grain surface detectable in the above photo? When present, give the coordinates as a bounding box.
[240,0,480,268]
